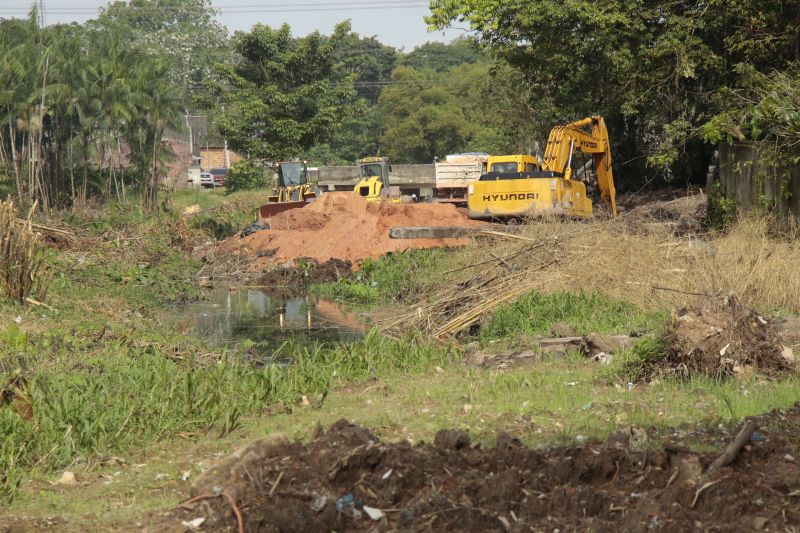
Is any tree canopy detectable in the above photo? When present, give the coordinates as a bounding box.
[206,22,357,162]
[0,9,183,210]
[427,0,800,183]
[90,0,230,92]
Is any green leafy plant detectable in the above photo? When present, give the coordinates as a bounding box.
[225,159,272,193]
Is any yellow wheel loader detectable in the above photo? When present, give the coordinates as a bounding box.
[259,161,319,218]
[354,156,392,202]
[467,116,617,220]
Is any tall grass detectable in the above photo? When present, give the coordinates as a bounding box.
[312,248,451,303]
[0,327,455,501]
[389,214,800,336]
[0,199,52,304]
[480,290,666,342]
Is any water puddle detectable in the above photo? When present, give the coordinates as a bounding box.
[171,285,368,354]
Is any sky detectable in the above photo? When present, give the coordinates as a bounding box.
[1,0,467,50]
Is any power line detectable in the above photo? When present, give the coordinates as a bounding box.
[1,0,430,15]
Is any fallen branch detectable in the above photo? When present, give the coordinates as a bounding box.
[706,419,758,475]
[477,229,539,242]
[651,285,708,297]
[179,492,244,533]
[691,480,721,509]
[25,297,56,311]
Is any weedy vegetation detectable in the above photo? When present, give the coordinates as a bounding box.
[0,199,52,305]
[312,248,452,303]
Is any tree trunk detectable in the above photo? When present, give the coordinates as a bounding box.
[117,136,127,204]
[148,130,158,209]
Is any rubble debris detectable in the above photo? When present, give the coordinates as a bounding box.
[464,334,638,368]
[260,258,353,289]
[658,295,796,379]
[239,220,269,238]
[619,191,707,235]
[151,408,800,531]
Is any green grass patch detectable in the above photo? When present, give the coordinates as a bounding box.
[480,290,668,343]
[312,248,452,303]
[170,186,271,213]
[0,327,455,501]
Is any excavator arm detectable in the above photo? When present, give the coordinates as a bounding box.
[541,116,617,216]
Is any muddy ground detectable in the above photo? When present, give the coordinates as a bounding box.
[259,258,354,290]
[148,403,800,532]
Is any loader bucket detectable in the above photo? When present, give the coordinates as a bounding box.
[259,200,309,219]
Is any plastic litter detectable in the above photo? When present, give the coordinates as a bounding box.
[363,505,384,520]
[336,493,360,512]
[310,494,327,513]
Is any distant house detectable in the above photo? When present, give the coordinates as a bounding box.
[199,146,242,170]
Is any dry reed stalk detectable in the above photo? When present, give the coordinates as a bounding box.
[0,199,52,305]
[384,207,800,337]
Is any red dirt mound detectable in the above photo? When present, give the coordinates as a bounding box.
[150,406,800,532]
[221,193,482,266]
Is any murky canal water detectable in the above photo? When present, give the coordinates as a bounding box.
[171,285,368,354]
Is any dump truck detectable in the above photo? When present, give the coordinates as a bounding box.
[432,153,489,204]
[467,116,616,219]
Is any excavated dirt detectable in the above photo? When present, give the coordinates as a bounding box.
[653,295,797,380]
[220,193,483,267]
[148,405,800,532]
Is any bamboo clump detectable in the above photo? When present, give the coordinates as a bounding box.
[0,198,52,305]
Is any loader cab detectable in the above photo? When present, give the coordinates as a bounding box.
[277,161,309,187]
[355,156,391,199]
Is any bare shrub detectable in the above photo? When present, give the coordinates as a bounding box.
[0,199,52,305]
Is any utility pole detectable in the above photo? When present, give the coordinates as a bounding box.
[185,110,193,156]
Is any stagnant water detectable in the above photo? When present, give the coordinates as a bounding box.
[171,284,368,354]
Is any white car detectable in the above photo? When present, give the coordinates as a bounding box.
[200,171,215,188]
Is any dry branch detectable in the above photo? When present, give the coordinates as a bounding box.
[706,420,758,475]
[0,199,53,305]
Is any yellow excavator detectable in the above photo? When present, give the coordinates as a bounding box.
[354,156,392,202]
[259,160,319,218]
[467,116,617,220]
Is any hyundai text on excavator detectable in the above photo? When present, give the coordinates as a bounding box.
[354,156,392,202]
[467,116,617,220]
[259,160,319,218]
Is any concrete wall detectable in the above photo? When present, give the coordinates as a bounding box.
[718,142,800,219]
[315,163,436,193]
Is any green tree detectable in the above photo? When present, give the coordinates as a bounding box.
[399,39,479,73]
[206,22,357,162]
[0,9,185,210]
[90,0,230,91]
[378,66,475,163]
[427,0,800,185]
[332,30,397,104]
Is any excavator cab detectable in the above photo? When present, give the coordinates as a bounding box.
[354,157,391,202]
[259,160,319,218]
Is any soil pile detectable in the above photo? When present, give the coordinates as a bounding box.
[151,408,800,532]
[221,193,482,266]
[656,295,796,379]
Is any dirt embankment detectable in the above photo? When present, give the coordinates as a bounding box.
[220,193,483,267]
[150,405,800,532]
